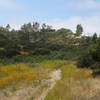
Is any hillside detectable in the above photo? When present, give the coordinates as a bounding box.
[0,23,100,100]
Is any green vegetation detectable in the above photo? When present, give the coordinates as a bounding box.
[0,23,88,65]
[76,24,83,36]
[77,37,100,76]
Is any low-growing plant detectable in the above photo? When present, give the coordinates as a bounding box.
[2,89,8,96]
[11,85,17,92]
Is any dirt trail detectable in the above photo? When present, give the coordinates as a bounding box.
[0,70,61,100]
[38,69,61,100]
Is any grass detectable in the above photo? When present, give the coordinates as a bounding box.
[61,65,92,79]
[45,64,100,100]
[38,60,67,69]
[0,60,100,100]
[0,60,67,89]
[11,85,17,92]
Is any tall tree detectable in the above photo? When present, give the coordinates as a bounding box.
[41,23,47,32]
[92,33,97,43]
[76,24,83,36]
[33,22,40,32]
[6,24,10,31]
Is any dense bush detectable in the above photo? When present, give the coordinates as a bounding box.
[0,48,20,58]
[4,48,20,58]
[13,55,49,63]
[77,41,100,75]
[89,45,100,61]
[49,51,67,60]
[77,51,94,68]
[0,40,7,47]
[13,55,33,62]
[0,50,5,58]
[94,44,100,61]
[23,43,35,51]
[46,43,65,51]
[30,48,51,55]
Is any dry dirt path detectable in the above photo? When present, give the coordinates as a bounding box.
[38,69,61,100]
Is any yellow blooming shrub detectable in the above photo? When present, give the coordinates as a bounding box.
[0,64,45,89]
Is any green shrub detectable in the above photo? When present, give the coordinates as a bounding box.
[0,48,20,58]
[33,55,49,62]
[0,58,14,65]
[77,43,100,76]
[4,48,20,58]
[46,43,65,51]
[77,51,94,68]
[0,50,5,58]
[23,43,35,51]
[13,55,34,63]
[30,48,51,55]
[91,62,100,76]
[49,51,67,60]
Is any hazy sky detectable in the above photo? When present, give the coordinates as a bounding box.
[0,0,100,35]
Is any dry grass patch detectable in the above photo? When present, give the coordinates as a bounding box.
[45,65,100,100]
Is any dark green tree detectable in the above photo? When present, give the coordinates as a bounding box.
[92,33,97,43]
[76,24,83,36]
